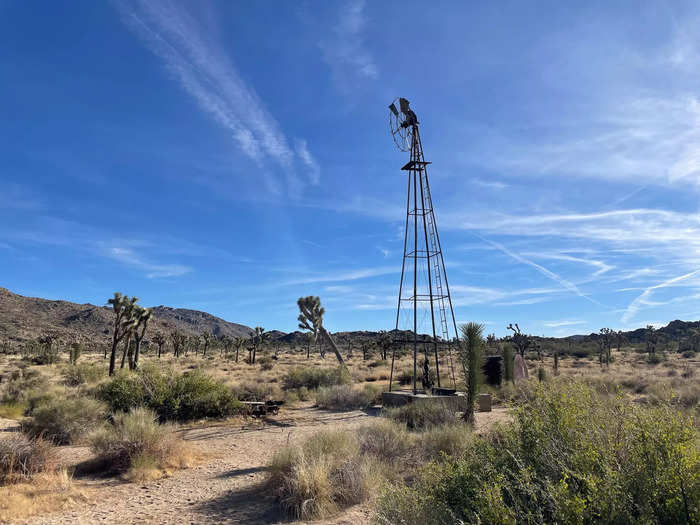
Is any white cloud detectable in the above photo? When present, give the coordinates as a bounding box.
[104,246,192,279]
[544,320,586,328]
[621,269,700,323]
[284,265,398,286]
[318,0,378,89]
[115,0,316,194]
[295,139,321,185]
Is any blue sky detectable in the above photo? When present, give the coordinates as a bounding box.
[2,0,700,337]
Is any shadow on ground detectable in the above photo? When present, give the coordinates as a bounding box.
[194,481,286,524]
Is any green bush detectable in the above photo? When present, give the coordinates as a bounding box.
[62,363,105,386]
[23,395,108,445]
[0,434,58,484]
[385,401,457,430]
[282,366,350,390]
[97,366,243,422]
[258,356,274,371]
[375,381,700,524]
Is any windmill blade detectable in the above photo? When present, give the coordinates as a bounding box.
[388,102,399,116]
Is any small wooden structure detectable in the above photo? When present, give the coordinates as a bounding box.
[241,400,283,418]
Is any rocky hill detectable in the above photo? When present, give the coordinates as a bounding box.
[0,287,253,345]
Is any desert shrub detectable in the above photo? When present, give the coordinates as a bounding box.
[315,384,380,411]
[0,369,48,404]
[89,407,190,479]
[368,359,388,368]
[23,395,108,445]
[647,352,666,364]
[418,424,474,461]
[231,381,281,402]
[267,429,378,519]
[482,356,502,386]
[282,366,350,391]
[356,420,412,463]
[681,350,697,359]
[62,363,105,386]
[163,371,242,421]
[0,434,57,484]
[385,401,457,430]
[257,355,274,371]
[375,381,700,524]
[0,402,25,419]
[98,366,243,422]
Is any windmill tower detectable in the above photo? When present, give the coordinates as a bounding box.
[388,98,459,394]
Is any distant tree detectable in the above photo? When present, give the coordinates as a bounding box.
[131,306,152,369]
[107,293,138,376]
[232,336,245,363]
[152,332,166,359]
[297,296,344,365]
[486,333,497,349]
[304,331,313,359]
[250,327,264,364]
[506,323,532,357]
[170,330,186,358]
[202,331,213,357]
[459,322,484,425]
[69,342,82,365]
[378,331,392,361]
[599,328,613,366]
[646,325,658,358]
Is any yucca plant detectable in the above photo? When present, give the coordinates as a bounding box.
[459,322,484,425]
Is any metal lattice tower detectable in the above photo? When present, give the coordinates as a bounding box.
[388,98,459,394]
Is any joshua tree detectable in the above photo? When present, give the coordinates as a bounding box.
[152,332,166,358]
[304,331,313,359]
[107,293,139,376]
[202,331,213,357]
[459,322,484,425]
[297,296,344,365]
[378,330,392,361]
[232,336,245,363]
[170,330,186,358]
[69,342,82,365]
[131,306,152,369]
[616,330,625,353]
[646,325,658,358]
[506,323,532,357]
[249,327,264,364]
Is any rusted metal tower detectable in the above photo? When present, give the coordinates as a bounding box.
[388,98,459,394]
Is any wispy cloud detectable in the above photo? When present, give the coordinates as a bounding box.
[115,0,318,194]
[621,269,700,323]
[472,178,508,191]
[295,139,320,185]
[478,236,602,306]
[318,0,377,90]
[284,265,397,286]
[104,245,192,278]
[544,320,586,328]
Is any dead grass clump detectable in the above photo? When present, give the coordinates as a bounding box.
[0,434,58,484]
[231,381,281,401]
[385,401,458,430]
[89,407,193,480]
[282,366,350,390]
[356,420,412,463]
[418,424,474,460]
[0,401,26,419]
[267,429,379,520]
[62,362,105,386]
[0,470,87,522]
[23,395,108,445]
[315,384,380,410]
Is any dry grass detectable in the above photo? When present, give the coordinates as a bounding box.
[0,434,58,483]
[90,407,195,481]
[0,470,88,522]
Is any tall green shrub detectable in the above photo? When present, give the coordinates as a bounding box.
[458,322,484,425]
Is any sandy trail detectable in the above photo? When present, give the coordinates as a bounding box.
[17,407,372,525]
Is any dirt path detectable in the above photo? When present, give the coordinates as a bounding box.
[20,407,373,525]
[8,406,509,525]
